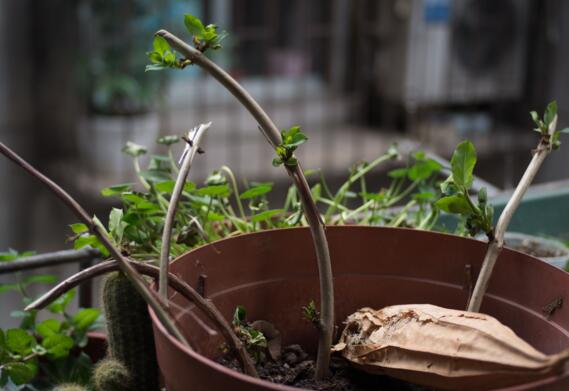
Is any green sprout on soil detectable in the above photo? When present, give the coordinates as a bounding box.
[232,306,268,363]
[302,300,320,328]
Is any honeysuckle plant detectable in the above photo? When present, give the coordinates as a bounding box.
[147,14,334,378]
[439,101,567,312]
[142,13,452,379]
[7,11,553,388]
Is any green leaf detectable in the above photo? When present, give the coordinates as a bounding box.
[147,51,163,64]
[435,195,472,215]
[408,159,442,181]
[311,183,321,200]
[92,215,108,235]
[145,63,168,72]
[101,183,132,197]
[530,110,540,125]
[440,176,458,195]
[284,157,298,167]
[121,193,157,210]
[155,181,175,193]
[412,192,435,202]
[197,184,230,197]
[289,134,308,148]
[206,210,226,222]
[122,141,147,158]
[485,204,494,225]
[388,168,408,178]
[36,319,61,338]
[42,334,74,359]
[251,209,285,223]
[0,249,18,261]
[4,361,38,385]
[184,14,206,36]
[559,128,569,134]
[240,184,273,199]
[478,187,488,205]
[281,126,308,148]
[153,35,170,54]
[233,305,246,326]
[205,172,227,186]
[157,135,180,145]
[73,235,98,250]
[544,100,558,126]
[70,223,89,234]
[109,208,127,244]
[48,290,76,315]
[72,308,100,331]
[163,51,176,65]
[272,158,283,167]
[73,232,109,257]
[0,284,19,293]
[6,329,35,355]
[450,140,477,188]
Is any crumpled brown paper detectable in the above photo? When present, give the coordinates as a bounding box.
[332,304,569,390]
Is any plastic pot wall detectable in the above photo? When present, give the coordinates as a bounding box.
[149,226,569,391]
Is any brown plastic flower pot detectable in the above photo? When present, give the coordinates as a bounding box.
[149,226,569,390]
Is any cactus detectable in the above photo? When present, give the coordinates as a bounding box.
[92,357,131,391]
[102,272,159,391]
[52,384,88,391]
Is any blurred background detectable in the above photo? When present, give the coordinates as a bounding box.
[1,0,569,269]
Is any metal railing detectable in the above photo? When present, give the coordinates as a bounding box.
[0,248,103,308]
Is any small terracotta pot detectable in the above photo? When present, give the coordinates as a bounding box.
[149,226,569,390]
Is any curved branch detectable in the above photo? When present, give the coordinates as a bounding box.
[26,260,258,378]
[156,29,334,378]
[160,122,210,300]
[0,142,188,346]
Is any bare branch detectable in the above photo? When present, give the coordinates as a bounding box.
[26,260,258,377]
[467,117,557,312]
[0,142,188,346]
[156,29,334,378]
[159,122,211,300]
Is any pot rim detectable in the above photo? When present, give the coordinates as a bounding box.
[149,225,568,391]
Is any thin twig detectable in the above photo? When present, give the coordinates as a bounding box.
[467,116,557,312]
[0,142,188,346]
[156,29,334,378]
[25,260,258,377]
[159,122,210,300]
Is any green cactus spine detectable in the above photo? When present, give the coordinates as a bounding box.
[92,357,131,391]
[52,384,88,391]
[103,272,159,391]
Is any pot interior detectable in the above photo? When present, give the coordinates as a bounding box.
[158,226,569,390]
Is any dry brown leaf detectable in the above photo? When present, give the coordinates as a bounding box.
[332,304,569,390]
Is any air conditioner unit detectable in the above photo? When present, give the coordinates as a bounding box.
[376,0,530,107]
